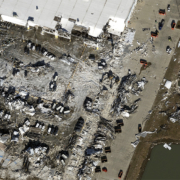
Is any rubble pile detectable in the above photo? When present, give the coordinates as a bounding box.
[169,108,180,123]
[25,60,52,73]
[23,140,49,168]
[47,124,59,135]
[2,38,14,47]
[113,28,136,57]
[0,14,153,180]
[56,150,69,166]
[84,96,100,113]
[100,70,119,89]
[59,54,76,65]
[98,59,107,69]
[75,117,114,179]
[131,42,149,56]
[63,90,74,103]
[2,89,36,116]
[0,21,12,29]
[64,115,101,180]
[51,100,71,115]
[111,71,147,116]
[24,40,56,60]
[49,72,58,91]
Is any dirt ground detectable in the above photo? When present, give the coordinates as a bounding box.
[125,41,180,180]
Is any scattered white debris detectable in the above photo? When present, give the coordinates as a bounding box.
[19,125,29,136]
[131,139,139,148]
[124,29,136,44]
[37,104,52,114]
[178,41,180,48]
[23,106,35,116]
[0,134,10,143]
[92,161,100,166]
[0,79,4,86]
[121,111,130,117]
[9,100,24,110]
[165,80,172,89]
[169,117,178,123]
[13,131,19,135]
[19,91,28,99]
[26,147,34,155]
[148,110,152,114]
[163,143,171,150]
[31,68,39,73]
[138,81,145,89]
[136,129,157,138]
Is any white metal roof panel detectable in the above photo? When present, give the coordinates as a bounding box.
[13,1,29,20]
[18,0,32,5]
[61,17,75,33]
[69,0,91,23]
[1,15,26,26]
[57,0,76,18]
[0,0,135,37]
[38,9,55,28]
[44,0,60,12]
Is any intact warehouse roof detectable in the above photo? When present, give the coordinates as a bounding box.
[0,0,136,37]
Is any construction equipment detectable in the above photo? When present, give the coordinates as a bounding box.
[101,156,107,163]
[114,125,121,133]
[140,59,148,69]
[159,9,166,15]
[100,70,120,89]
[116,119,124,126]
[151,30,159,38]
[105,146,111,153]
[95,166,101,173]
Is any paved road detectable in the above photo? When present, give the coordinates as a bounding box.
[94,0,180,179]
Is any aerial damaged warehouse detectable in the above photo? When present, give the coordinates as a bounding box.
[0,0,179,180]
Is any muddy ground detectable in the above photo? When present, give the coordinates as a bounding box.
[125,40,180,180]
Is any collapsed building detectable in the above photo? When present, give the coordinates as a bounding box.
[0,0,138,39]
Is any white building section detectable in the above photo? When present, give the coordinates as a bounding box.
[0,0,136,37]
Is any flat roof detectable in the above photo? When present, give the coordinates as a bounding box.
[0,0,135,37]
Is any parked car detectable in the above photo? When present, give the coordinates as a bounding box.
[74,117,84,132]
[159,19,165,30]
[118,170,123,179]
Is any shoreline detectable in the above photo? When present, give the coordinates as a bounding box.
[125,39,180,180]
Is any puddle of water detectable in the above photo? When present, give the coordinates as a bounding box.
[142,144,180,180]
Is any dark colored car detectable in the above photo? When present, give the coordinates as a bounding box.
[53,126,58,135]
[118,170,123,179]
[138,124,142,133]
[89,54,95,60]
[74,117,84,132]
[159,19,165,30]
[50,125,55,134]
